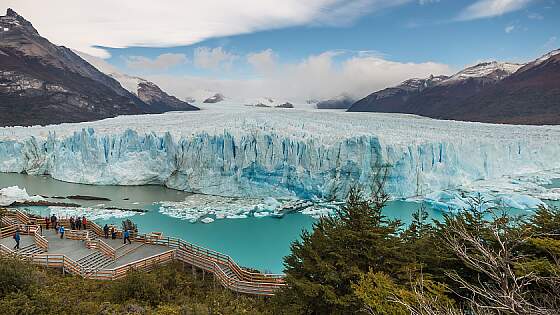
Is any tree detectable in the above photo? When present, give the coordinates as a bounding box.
[276,167,408,314]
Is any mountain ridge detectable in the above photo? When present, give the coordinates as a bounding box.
[347,53,560,125]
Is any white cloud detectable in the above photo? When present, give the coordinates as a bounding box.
[527,12,544,19]
[193,47,237,70]
[146,50,452,102]
[457,0,534,21]
[124,53,188,71]
[2,0,412,57]
[505,25,515,33]
[247,49,277,74]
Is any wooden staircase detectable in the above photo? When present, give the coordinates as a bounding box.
[16,244,45,258]
[77,251,113,274]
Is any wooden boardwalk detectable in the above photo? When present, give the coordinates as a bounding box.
[0,209,285,296]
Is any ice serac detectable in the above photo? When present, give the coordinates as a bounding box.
[0,111,559,200]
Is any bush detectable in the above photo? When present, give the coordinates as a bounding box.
[0,257,38,298]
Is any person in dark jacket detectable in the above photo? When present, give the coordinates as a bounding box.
[13,230,20,250]
[45,217,50,230]
[111,227,116,240]
[103,224,109,239]
[51,214,57,233]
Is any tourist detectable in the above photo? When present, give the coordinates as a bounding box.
[123,229,131,245]
[59,225,65,239]
[103,224,109,239]
[13,230,20,250]
[69,216,75,230]
[82,216,87,230]
[45,216,50,230]
[51,214,57,233]
[111,227,116,240]
[76,217,81,230]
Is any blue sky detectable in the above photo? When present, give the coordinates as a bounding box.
[5,0,560,101]
[101,0,559,77]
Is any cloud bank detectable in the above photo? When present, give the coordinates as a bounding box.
[125,53,188,70]
[3,0,412,57]
[145,49,452,102]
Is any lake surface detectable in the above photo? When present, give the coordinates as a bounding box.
[0,172,535,273]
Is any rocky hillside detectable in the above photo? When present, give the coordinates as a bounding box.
[0,9,196,127]
[348,54,560,125]
[76,52,198,112]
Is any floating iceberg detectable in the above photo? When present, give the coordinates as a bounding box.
[0,186,44,206]
[1,109,560,202]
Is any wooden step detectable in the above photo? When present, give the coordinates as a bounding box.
[16,244,45,257]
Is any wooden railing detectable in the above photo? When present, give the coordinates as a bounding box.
[139,235,284,283]
[0,224,16,239]
[87,239,116,260]
[31,254,83,275]
[4,209,286,295]
[64,229,92,241]
[34,228,48,250]
[15,209,30,224]
[88,250,175,281]
[0,243,14,256]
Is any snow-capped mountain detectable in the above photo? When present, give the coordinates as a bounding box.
[316,93,356,109]
[347,75,448,113]
[348,50,560,124]
[75,53,198,112]
[203,93,225,103]
[0,9,197,127]
[440,61,523,84]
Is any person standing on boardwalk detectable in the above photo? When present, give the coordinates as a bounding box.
[69,217,75,230]
[111,227,116,240]
[103,224,109,239]
[59,225,65,239]
[13,230,20,250]
[76,217,81,230]
[51,214,57,233]
[82,216,87,230]
[45,216,50,230]
[123,229,131,245]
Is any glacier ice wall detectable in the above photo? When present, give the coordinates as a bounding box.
[1,112,559,200]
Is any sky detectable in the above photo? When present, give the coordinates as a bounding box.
[3,0,559,102]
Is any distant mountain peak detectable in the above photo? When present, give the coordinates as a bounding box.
[2,8,39,35]
[441,61,523,84]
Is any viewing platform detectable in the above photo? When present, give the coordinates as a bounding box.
[0,209,285,296]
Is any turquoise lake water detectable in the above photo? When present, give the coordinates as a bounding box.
[0,173,542,273]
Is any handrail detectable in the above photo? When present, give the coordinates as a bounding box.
[0,243,14,255]
[15,209,30,224]
[0,224,16,238]
[96,239,116,260]
[34,228,48,250]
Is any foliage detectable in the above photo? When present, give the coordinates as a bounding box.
[0,261,271,314]
[276,181,560,314]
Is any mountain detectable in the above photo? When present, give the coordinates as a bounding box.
[0,9,196,127]
[204,93,225,103]
[347,54,560,125]
[316,94,356,109]
[76,52,198,112]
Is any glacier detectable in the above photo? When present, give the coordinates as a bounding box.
[1,108,560,201]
